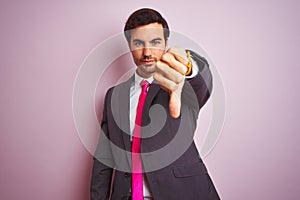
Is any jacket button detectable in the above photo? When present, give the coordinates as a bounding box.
[124,173,131,177]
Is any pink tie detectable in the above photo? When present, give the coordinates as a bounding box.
[132,80,150,200]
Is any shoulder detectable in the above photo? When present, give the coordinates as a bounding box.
[103,77,133,103]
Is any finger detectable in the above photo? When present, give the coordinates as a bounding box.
[156,61,184,84]
[153,72,179,92]
[160,52,188,75]
[167,48,189,66]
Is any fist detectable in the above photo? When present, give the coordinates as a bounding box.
[154,46,189,118]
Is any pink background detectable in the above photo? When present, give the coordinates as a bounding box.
[1,0,300,199]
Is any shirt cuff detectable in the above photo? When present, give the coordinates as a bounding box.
[185,56,199,79]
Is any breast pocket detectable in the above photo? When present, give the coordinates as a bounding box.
[173,160,208,178]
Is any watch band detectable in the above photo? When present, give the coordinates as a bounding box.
[185,50,192,76]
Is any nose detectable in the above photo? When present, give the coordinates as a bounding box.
[143,46,151,57]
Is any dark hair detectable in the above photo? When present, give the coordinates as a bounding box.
[124,8,170,43]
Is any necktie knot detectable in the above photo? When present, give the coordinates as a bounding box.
[140,80,150,92]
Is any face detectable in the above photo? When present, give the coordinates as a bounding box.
[129,23,167,78]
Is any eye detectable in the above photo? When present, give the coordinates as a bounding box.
[134,41,143,47]
[151,40,161,46]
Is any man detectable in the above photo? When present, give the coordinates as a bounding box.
[91,8,220,200]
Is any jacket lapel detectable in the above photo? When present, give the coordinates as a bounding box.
[143,83,161,113]
[118,76,134,155]
[117,77,161,166]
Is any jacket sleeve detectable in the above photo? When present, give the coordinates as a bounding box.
[182,50,213,115]
[90,89,115,200]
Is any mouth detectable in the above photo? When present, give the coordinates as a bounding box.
[140,58,157,66]
[141,60,154,65]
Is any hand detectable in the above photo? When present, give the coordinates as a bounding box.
[153,46,189,118]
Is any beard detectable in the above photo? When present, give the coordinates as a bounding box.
[139,55,157,65]
[136,56,157,78]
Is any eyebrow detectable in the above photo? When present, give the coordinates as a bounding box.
[151,38,163,42]
[132,39,145,44]
[132,38,163,43]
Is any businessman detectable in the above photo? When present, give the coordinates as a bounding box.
[91,8,220,200]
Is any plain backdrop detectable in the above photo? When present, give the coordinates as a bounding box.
[1,0,300,199]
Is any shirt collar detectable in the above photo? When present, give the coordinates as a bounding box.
[134,71,154,88]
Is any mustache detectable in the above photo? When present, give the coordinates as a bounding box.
[139,56,158,62]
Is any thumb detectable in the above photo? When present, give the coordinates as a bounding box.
[169,91,181,118]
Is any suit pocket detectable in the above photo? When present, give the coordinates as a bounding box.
[173,160,208,178]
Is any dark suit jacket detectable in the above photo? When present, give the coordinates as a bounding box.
[91,51,220,200]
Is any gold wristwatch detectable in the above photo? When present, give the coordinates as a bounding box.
[185,50,192,76]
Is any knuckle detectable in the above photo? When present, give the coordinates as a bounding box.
[175,75,184,83]
[161,53,170,62]
[170,83,178,91]
[179,65,188,74]
[155,61,164,71]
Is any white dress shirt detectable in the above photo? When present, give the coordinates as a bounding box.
[129,72,154,198]
[129,56,198,198]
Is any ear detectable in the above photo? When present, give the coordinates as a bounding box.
[128,41,133,52]
[164,39,168,52]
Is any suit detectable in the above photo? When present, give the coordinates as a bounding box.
[91,51,220,200]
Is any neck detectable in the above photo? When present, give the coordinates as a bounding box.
[136,69,153,79]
